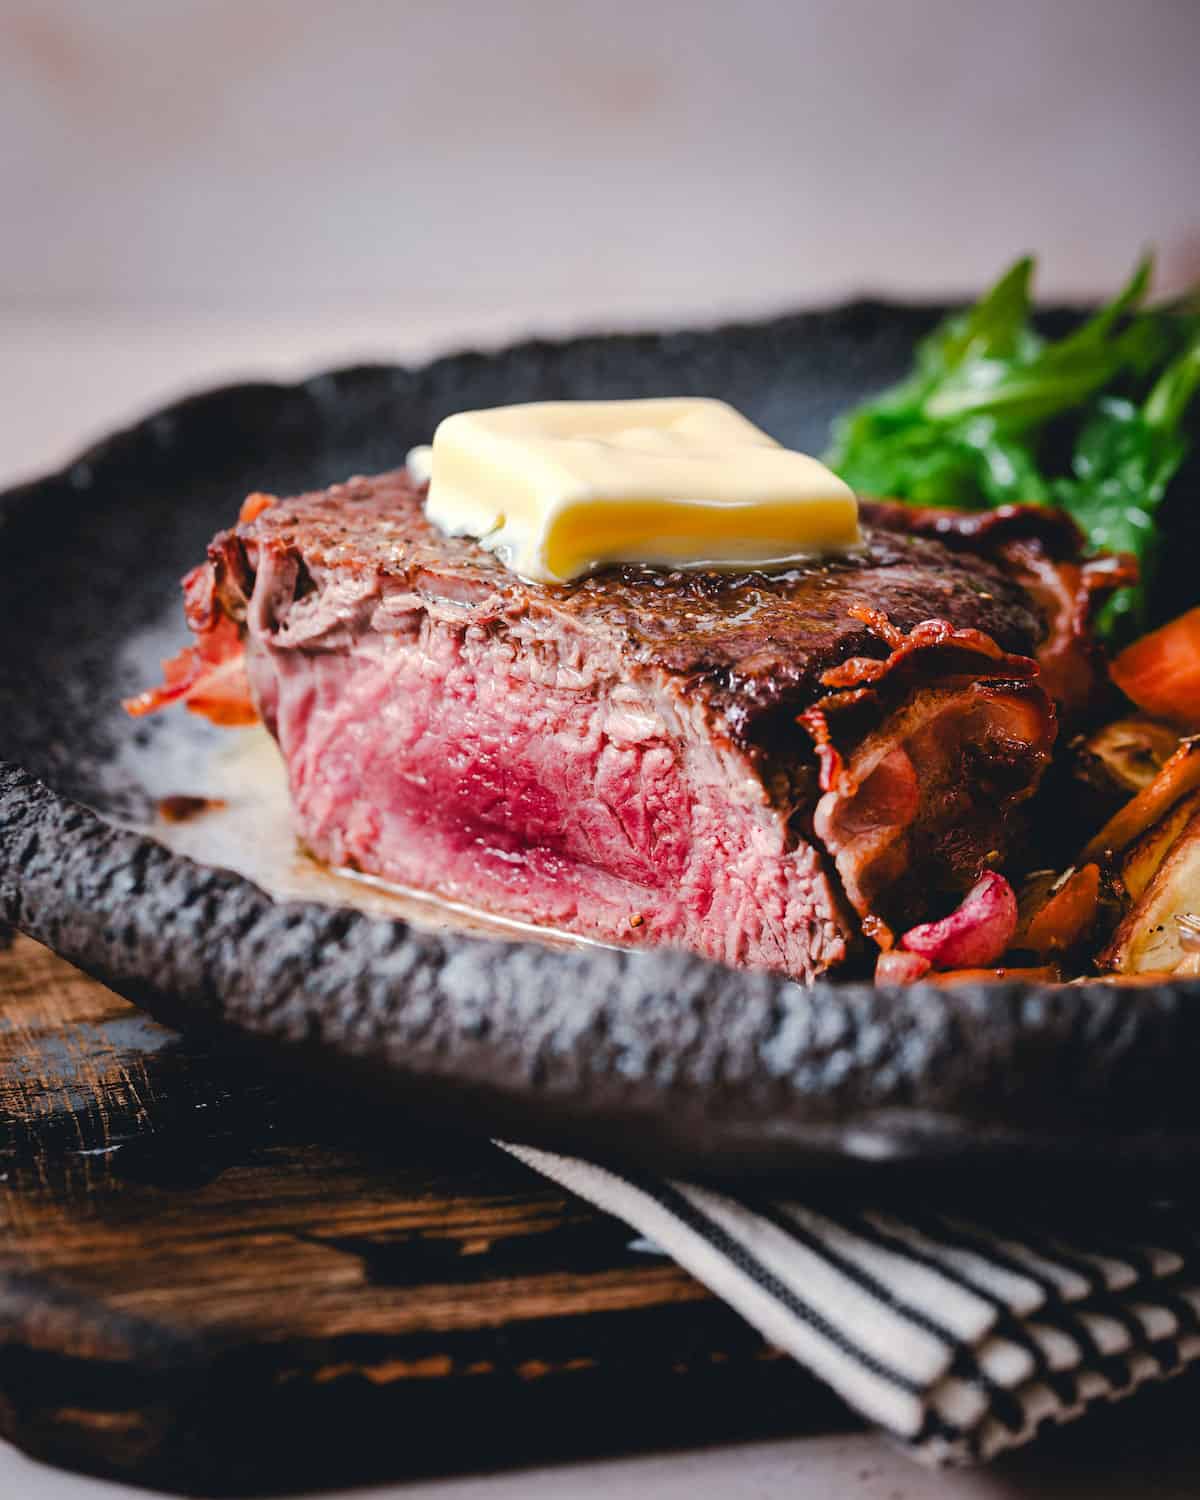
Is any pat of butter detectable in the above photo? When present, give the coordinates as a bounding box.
[406,398,859,583]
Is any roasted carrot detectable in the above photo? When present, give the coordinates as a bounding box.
[1081,738,1200,863]
[926,965,1062,987]
[1021,863,1102,955]
[1110,607,1200,729]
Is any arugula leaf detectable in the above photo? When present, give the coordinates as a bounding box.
[1054,336,1200,636]
[826,254,1200,641]
[920,256,1152,425]
[826,257,1039,474]
[926,254,1038,372]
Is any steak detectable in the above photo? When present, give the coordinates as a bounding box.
[134,472,1096,982]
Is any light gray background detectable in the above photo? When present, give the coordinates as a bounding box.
[3,0,1199,485]
[3,1,1200,1494]
[5,0,1199,314]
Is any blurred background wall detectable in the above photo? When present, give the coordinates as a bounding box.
[2,0,1198,479]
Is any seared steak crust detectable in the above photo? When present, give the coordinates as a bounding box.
[217,471,1046,742]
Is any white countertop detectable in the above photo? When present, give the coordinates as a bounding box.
[5,313,1200,1500]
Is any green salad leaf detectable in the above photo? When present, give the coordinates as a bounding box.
[826,254,1200,641]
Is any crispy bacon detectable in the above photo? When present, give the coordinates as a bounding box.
[800,610,1055,945]
[798,607,1042,795]
[123,566,257,726]
[859,500,1135,727]
[238,491,277,525]
[820,606,1038,694]
[999,543,1136,723]
[857,499,1085,557]
[796,694,873,793]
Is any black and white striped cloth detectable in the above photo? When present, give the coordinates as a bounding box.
[501,1144,1200,1465]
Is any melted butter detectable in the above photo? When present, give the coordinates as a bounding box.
[407,398,860,583]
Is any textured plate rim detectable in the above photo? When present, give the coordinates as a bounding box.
[5,308,1200,1184]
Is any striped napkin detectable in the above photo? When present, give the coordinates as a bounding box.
[501,1144,1200,1465]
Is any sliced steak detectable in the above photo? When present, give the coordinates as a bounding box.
[136,472,1084,981]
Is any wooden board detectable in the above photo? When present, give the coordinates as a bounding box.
[0,935,851,1496]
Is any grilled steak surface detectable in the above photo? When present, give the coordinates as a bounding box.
[226,475,1045,736]
[175,471,1068,980]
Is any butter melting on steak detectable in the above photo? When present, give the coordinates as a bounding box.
[140,472,1091,981]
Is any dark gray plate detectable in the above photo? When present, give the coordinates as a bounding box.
[4,304,1200,1186]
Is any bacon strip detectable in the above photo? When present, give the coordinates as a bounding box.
[123,565,257,727]
[799,608,1042,793]
[859,500,1135,727]
[999,543,1136,722]
[822,606,1039,692]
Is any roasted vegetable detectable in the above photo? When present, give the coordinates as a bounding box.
[1051,338,1200,636]
[827,254,1200,642]
[1175,914,1200,976]
[1110,607,1200,729]
[899,872,1018,969]
[927,965,1062,987]
[1081,738,1200,863]
[1018,863,1102,957]
[1100,808,1200,973]
[1070,716,1181,821]
[874,950,932,984]
[1120,788,1200,901]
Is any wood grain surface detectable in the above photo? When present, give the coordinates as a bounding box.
[0,935,850,1495]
